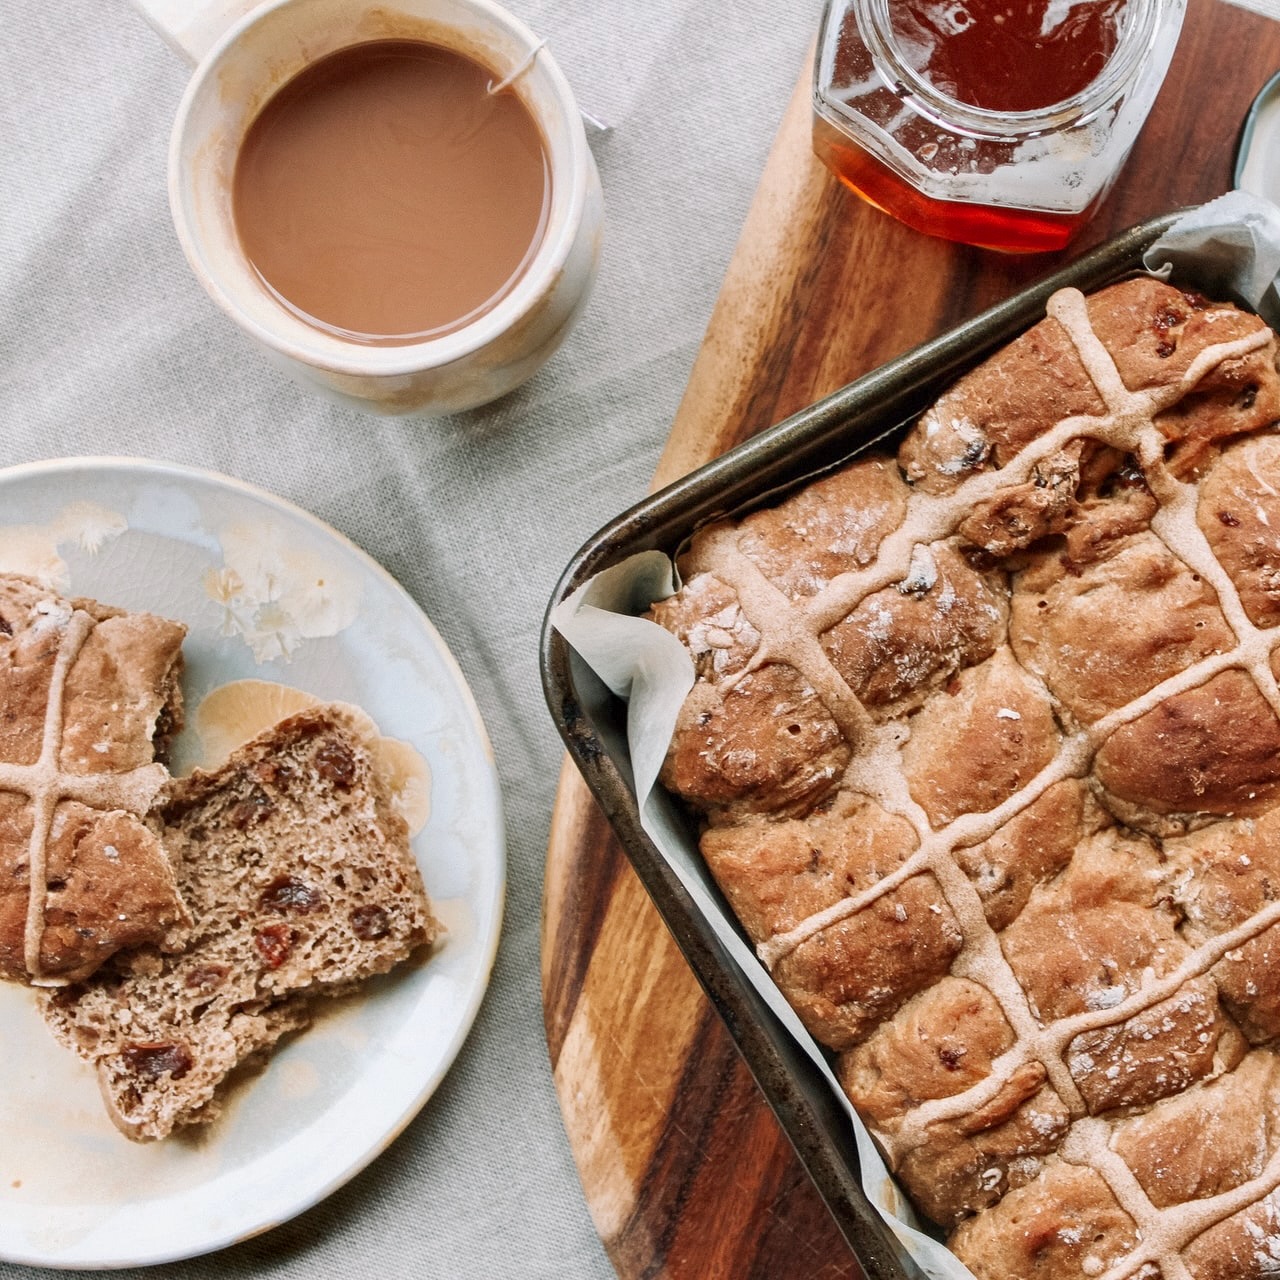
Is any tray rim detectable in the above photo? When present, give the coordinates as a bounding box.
[539,207,1191,1279]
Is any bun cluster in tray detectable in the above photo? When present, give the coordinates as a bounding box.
[649,278,1280,1279]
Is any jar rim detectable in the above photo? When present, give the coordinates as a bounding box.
[855,0,1162,139]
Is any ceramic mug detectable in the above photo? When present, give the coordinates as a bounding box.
[132,0,604,415]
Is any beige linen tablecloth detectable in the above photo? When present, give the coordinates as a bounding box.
[0,0,816,1275]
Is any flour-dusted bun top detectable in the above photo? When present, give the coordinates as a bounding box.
[0,574,189,985]
[648,277,1280,1278]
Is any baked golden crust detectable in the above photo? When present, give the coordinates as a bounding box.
[947,1161,1141,1279]
[648,276,1280,1277]
[0,575,189,984]
[701,794,960,1049]
[838,976,1072,1227]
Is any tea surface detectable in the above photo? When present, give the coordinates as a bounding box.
[232,39,550,345]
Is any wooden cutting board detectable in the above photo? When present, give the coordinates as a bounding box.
[543,4,1280,1275]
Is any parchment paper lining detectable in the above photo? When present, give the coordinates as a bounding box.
[549,191,1280,1280]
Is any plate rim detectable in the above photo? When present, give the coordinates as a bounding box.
[0,454,506,1269]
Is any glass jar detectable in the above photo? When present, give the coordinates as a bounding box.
[813,0,1186,252]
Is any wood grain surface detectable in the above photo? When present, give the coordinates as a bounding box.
[542,5,1280,1276]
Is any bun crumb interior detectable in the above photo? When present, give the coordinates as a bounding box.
[40,704,438,1142]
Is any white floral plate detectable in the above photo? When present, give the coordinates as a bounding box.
[0,458,505,1268]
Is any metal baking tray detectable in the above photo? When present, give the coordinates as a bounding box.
[539,209,1186,1280]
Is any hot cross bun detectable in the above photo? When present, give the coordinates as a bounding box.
[650,277,1280,1278]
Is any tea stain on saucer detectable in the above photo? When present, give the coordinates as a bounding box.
[0,503,128,592]
[203,522,362,662]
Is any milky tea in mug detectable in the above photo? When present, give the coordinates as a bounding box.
[231,38,551,345]
[160,0,602,415]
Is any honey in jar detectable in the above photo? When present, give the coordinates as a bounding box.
[813,0,1186,252]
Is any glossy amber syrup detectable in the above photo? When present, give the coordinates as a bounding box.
[813,116,1102,254]
[894,0,1123,112]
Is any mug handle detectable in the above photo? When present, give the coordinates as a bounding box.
[129,0,263,63]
